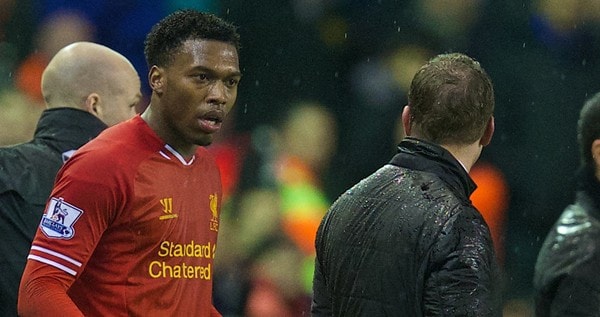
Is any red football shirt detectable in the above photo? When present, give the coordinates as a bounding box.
[19,116,223,317]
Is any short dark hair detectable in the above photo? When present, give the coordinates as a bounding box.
[577,92,600,166]
[408,52,494,144]
[144,10,240,68]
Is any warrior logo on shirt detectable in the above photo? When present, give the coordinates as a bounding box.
[159,197,178,220]
[40,197,83,239]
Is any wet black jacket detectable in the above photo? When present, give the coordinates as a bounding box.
[0,108,106,317]
[534,165,600,317]
[312,138,501,316]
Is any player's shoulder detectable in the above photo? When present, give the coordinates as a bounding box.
[193,145,220,170]
[194,145,215,160]
[63,119,162,179]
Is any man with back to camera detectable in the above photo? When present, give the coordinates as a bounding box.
[311,52,501,316]
[18,10,241,316]
[534,92,600,316]
[0,41,141,317]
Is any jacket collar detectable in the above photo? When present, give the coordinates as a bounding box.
[389,137,477,203]
[34,107,108,153]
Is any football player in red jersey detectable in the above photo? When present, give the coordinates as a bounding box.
[18,10,241,317]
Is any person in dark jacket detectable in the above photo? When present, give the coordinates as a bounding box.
[0,41,141,317]
[311,52,501,316]
[533,91,600,316]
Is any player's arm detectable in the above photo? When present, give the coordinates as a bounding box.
[18,161,124,316]
[18,256,84,316]
[422,209,501,316]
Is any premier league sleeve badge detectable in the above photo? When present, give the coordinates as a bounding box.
[40,197,84,239]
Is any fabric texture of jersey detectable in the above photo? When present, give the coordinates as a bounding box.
[534,164,600,316]
[311,137,501,316]
[0,108,106,317]
[20,115,222,317]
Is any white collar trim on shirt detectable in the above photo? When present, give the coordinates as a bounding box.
[161,144,195,166]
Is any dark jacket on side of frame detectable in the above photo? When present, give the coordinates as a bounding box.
[534,165,600,317]
[0,108,106,317]
[312,137,502,316]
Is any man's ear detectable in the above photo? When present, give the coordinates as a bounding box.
[480,116,495,146]
[148,65,164,94]
[85,93,101,116]
[591,139,600,166]
[591,139,600,181]
[401,105,412,136]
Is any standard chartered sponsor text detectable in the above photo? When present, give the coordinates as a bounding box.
[149,240,215,279]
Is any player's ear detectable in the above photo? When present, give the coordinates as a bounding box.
[480,116,495,147]
[402,105,412,136]
[148,66,164,94]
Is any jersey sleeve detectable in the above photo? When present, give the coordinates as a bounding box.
[18,153,129,316]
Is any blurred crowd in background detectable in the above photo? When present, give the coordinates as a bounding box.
[3,0,600,316]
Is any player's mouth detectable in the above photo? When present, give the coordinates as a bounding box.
[198,111,224,134]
